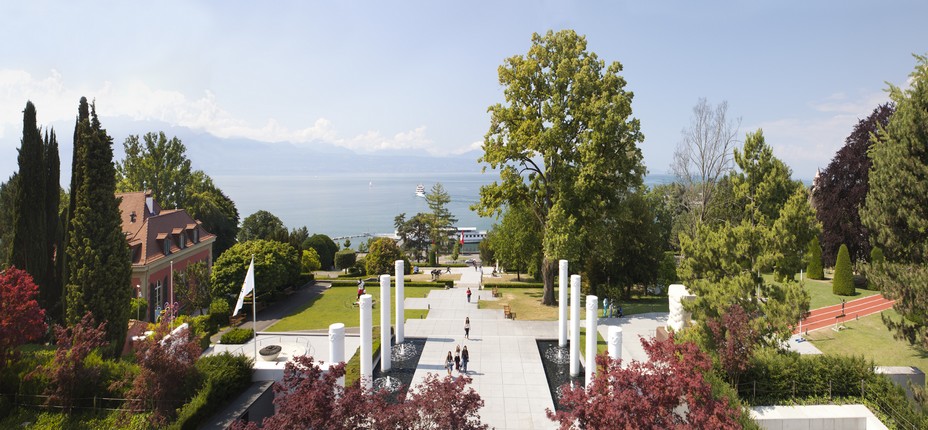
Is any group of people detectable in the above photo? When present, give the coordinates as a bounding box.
[445,317,473,376]
[602,297,623,318]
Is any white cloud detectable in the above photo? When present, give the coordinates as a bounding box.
[753,90,891,177]
[0,69,452,154]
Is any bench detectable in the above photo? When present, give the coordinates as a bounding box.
[503,304,515,320]
[492,287,501,298]
[229,314,245,327]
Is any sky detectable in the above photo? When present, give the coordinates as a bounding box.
[1,0,926,183]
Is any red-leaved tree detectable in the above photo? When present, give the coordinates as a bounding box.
[38,312,107,411]
[548,336,741,429]
[128,318,203,425]
[234,355,487,430]
[707,303,759,386]
[0,267,47,368]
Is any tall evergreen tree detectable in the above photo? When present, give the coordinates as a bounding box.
[0,175,17,268]
[832,244,855,296]
[65,100,132,356]
[425,183,457,253]
[44,129,63,319]
[63,97,91,296]
[806,236,824,280]
[11,101,49,305]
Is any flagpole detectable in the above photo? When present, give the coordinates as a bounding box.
[170,260,174,329]
[252,255,257,360]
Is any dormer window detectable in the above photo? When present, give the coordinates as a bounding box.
[193,228,199,243]
[164,237,171,255]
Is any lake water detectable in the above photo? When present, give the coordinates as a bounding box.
[213,172,675,240]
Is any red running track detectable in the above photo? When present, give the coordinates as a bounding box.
[794,294,895,334]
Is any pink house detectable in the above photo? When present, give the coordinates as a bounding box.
[117,191,215,321]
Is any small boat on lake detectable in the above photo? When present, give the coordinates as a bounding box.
[415,184,426,198]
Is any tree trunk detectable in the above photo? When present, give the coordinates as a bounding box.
[541,258,557,306]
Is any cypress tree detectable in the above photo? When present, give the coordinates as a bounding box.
[65,100,132,356]
[806,236,824,280]
[11,101,48,299]
[44,129,63,320]
[832,244,855,296]
[62,98,90,300]
[870,246,884,265]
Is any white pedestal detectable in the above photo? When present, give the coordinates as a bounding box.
[395,260,405,344]
[359,294,373,389]
[570,274,581,377]
[586,294,598,386]
[559,260,568,348]
[380,274,391,373]
[329,323,345,387]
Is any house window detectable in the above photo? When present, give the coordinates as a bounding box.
[164,238,171,255]
[179,232,186,249]
[193,229,199,243]
[155,280,163,312]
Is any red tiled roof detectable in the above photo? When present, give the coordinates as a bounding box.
[117,191,216,266]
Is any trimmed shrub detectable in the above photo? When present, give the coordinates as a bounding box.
[833,244,855,295]
[335,250,357,272]
[806,237,825,280]
[209,298,231,327]
[870,246,884,265]
[483,282,545,289]
[171,353,253,430]
[297,272,315,287]
[220,328,254,344]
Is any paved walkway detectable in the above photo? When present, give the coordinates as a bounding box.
[404,268,667,430]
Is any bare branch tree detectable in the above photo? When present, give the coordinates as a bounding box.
[671,98,740,227]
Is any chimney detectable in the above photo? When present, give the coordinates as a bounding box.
[145,194,155,216]
[130,211,137,223]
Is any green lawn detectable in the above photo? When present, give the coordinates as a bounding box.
[267,285,437,331]
[480,287,669,321]
[808,310,928,371]
[579,327,608,356]
[761,273,880,310]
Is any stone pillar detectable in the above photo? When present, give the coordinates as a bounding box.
[585,294,598,386]
[395,260,405,344]
[329,323,345,387]
[359,294,373,389]
[667,284,696,331]
[607,326,622,361]
[570,274,581,377]
[559,260,568,348]
[380,274,391,373]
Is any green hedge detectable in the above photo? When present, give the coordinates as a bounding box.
[297,272,315,286]
[328,280,447,289]
[220,328,254,344]
[740,349,927,427]
[170,353,253,430]
[483,282,545,289]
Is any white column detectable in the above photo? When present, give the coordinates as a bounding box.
[570,274,581,377]
[559,260,568,347]
[359,294,373,389]
[607,326,622,361]
[380,274,391,373]
[585,294,598,386]
[329,323,345,387]
[395,260,405,344]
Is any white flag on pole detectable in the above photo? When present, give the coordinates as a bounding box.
[232,257,255,317]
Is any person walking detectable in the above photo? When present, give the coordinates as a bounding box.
[357,279,365,301]
[464,317,471,339]
[466,287,472,303]
[461,346,470,373]
[603,297,610,317]
[454,346,462,372]
[445,351,454,376]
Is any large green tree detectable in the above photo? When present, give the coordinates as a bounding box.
[861,54,928,348]
[424,183,457,253]
[210,239,299,300]
[115,135,240,258]
[65,100,132,356]
[116,132,191,208]
[365,237,404,276]
[44,129,63,319]
[488,203,542,281]
[184,170,239,258]
[238,210,289,243]
[394,212,431,262]
[679,129,813,347]
[475,30,645,305]
[303,234,337,270]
